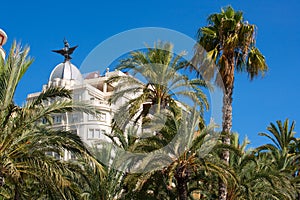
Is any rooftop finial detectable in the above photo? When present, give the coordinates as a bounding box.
[52,39,78,62]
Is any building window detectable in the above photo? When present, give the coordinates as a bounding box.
[42,118,48,124]
[71,114,79,123]
[56,115,62,124]
[70,153,76,160]
[88,129,94,139]
[52,115,62,124]
[88,114,97,121]
[100,113,106,121]
[101,130,107,139]
[54,152,60,160]
[73,93,82,101]
[49,99,54,105]
[88,112,106,121]
[95,129,101,138]
[87,129,101,139]
[47,152,60,160]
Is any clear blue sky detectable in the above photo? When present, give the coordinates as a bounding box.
[1,0,299,148]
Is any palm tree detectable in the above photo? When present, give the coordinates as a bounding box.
[255,119,299,199]
[0,42,104,199]
[257,119,297,175]
[80,145,125,200]
[119,109,234,200]
[257,119,297,158]
[107,41,209,130]
[223,133,293,199]
[191,6,268,199]
[120,170,176,200]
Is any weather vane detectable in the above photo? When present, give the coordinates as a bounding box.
[52,39,78,61]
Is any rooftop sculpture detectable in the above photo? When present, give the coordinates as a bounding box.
[52,39,78,61]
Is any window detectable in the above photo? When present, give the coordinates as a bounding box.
[70,129,77,135]
[88,113,106,121]
[95,129,101,138]
[47,152,60,159]
[55,115,62,124]
[54,152,60,160]
[42,118,48,124]
[70,153,76,160]
[71,114,79,123]
[73,93,82,101]
[88,129,94,139]
[101,130,107,139]
[88,114,97,121]
[49,99,54,105]
[88,129,101,139]
[52,115,62,124]
[46,152,52,156]
[100,113,106,121]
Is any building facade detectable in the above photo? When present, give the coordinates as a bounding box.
[27,41,130,148]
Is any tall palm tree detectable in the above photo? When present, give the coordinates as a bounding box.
[0,42,104,199]
[107,41,209,130]
[191,6,268,199]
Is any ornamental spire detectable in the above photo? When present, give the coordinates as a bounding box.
[52,39,78,62]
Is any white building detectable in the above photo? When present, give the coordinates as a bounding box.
[27,40,130,148]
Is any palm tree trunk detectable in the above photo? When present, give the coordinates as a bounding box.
[14,186,20,200]
[294,171,300,200]
[156,96,161,114]
[221,85,233,162]
[0,171,4,186]
[219,82,233,200]
[177,177,188,200]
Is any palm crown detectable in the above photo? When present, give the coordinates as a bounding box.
[108,41,209,129]
[192,6,268,87]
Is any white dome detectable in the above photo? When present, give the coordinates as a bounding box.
[49,61,83,82]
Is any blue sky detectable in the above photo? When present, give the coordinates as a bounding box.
[1,0,299,148]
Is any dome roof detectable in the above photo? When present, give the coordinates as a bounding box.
[49,61,83,82]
